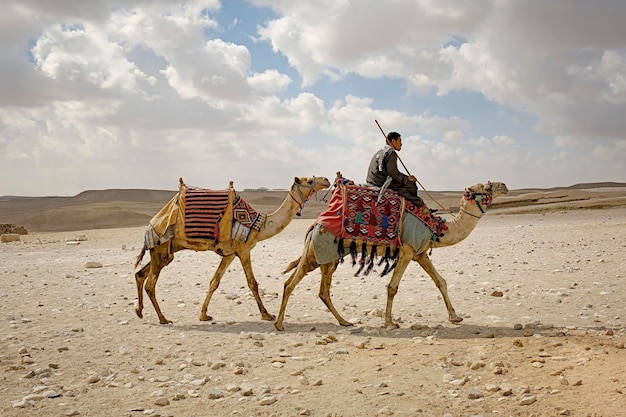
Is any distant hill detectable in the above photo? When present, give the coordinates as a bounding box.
[1,182,625,232]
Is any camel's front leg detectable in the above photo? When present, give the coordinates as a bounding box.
[199,254,236,321]
[134,262,150,319]
[319,262,351,327]
[414,252,463,323]
[237,250,275,321]
[384,246,413,329]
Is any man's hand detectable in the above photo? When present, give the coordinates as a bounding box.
[407,175,417,182]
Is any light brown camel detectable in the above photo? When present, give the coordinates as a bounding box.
[274,180,509,331]
[134,175,331,324]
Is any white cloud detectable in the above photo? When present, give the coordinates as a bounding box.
[248,69,291,93]
[1,0,626,196]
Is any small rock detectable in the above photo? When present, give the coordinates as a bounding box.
[467,388,484,399]
[154,397,169,406]
[87,374,101,384]
[207,388,224,399]
[84,261,103,268]
[519,395,537,405]
[259,395,277,405]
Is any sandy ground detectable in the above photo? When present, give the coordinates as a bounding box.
[1,208,626,417]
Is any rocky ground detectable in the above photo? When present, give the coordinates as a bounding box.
[1,207,626,417]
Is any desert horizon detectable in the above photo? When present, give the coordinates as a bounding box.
[2,180,626,233]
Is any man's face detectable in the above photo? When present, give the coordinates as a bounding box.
[391,137,402,151]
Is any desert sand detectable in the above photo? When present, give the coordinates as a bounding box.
[1,186,626,417]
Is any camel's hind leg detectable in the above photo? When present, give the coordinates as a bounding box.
[237,250,275,321]
[384,246,414,329]
[135,263,151,319]
[414,251,463,323]
[143,244,175,324]
[318,262,351,327]
[274,253,319,331]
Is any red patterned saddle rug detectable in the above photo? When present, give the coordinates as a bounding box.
[183,188,230,240]
[316,177,448,276]
[404,201,448,241]
[340,185,403,247]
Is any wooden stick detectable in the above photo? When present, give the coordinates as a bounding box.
[374,119,452,214]
[374,119,413,176]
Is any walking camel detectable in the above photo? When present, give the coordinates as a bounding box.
[274,180,508,331]
[134,175,331,324]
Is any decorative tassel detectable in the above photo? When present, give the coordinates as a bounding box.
[378,246,391,266]
[364,244,377,276]
[350,240,357,266]
[354,242,367,276]
[337,238,344,263]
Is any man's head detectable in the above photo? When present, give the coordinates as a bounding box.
[386,131,402,150]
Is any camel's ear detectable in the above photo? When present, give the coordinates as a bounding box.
[294,177,301,184]
[466,183,485,194]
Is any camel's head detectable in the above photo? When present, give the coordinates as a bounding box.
[291,176,330,194]
[462,181,509,213]
[291,176,331,202]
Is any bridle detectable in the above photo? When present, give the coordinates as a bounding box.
[288,176,318,216]
[459,184,493,219]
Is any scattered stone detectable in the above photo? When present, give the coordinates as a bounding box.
[491,290,503,297]
[259,394,277,405]
[83,261,103,269]
[519,395,537,405]
[467,388,484,399]
[207,388,224,399]
[87,374,101,384]
[154,397,169,406]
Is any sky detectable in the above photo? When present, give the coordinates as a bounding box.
[1,0,626,196]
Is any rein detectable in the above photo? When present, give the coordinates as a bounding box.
[288,176,317,216]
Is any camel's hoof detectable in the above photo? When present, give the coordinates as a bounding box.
[449,315,464,323]
[135,309,143,319]
[199,314,213,322]
[274,322,284,331]
[262,314,276,321]
[383,322,400,330]
[339,321,354,327]
[159,319,173,325]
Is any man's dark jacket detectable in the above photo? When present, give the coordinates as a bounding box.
[366,146,424,206]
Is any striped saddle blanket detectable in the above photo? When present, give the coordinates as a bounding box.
[183,188,230,240]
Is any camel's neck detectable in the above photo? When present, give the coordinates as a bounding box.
[432,201,485,248]
[255,191,304,242]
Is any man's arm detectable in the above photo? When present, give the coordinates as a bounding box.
[385,152,409,184]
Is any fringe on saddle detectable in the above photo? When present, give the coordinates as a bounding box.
[335,238,400,277]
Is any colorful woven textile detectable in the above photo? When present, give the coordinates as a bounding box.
[340,185,403,247]
[404,201,448,241]
[233,196,266,232]
[183,188,230,240]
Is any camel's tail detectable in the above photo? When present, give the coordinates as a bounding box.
[134,246,146,269]
[282,257,301,274]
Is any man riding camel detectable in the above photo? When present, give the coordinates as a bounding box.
[366,131,427,207]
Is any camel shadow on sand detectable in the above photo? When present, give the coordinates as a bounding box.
[169,320,606,341]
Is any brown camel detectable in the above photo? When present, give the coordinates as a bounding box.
[274,180,509,330]
[134,175,331,324]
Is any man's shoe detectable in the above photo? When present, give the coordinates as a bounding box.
[429,208,438,214]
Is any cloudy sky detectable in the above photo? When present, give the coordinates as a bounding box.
[2,0,626,196]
